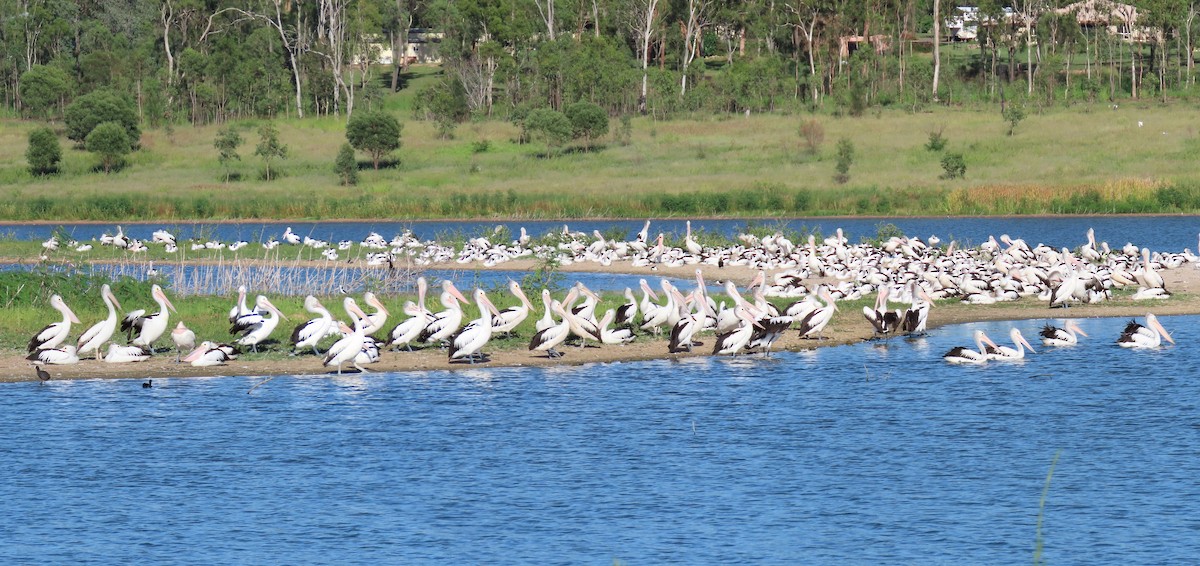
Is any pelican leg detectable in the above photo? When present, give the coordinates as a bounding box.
[354,362,369,373]
[312,346,322,356]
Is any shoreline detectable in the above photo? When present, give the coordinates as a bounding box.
[6,298,1198,384]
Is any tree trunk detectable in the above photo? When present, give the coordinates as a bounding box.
[932,0,941,101]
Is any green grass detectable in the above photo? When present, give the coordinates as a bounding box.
[6,101,1200,220]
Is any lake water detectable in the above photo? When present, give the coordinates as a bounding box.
[2,315,1197,564]
[6,215,1200,251]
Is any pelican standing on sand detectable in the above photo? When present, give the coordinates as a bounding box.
[28,294,81,352]
[529,300,571,358]
[323,299,372,374]
[449,288,503,363]
[126,285,177,348]
[230,295,288,353]
[291,296,335,355]
[76,284,122,360]
[171,322,196,362]
[420,281,470,345]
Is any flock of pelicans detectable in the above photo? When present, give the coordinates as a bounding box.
[22,222,1192,376]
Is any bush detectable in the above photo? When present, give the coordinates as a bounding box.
[926,126,947,151]
[64,89,140,147]
[564,101,609,148]
[615,114,632,146]
[335,143,358,186]
[799,119,824,154]
[214,126,243,182]
[413,78,468,140]
[834,138,854,184]
[19,65,72,119]
[525,108,573,151]
[346,110,402,169]
[255,122,288,181]
[86,121,131,173]
[1003,104,1026,136]
[940,152,967,179]
[26,127,62,176]
[471,140,491,154]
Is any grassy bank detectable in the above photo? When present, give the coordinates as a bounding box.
[5,103,1200,220]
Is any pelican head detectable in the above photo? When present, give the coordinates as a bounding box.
[49,294,82,324]
[255,295,288,320]
[152,285,177,313]
[1147,313,1174,344]
[101,284,122,311]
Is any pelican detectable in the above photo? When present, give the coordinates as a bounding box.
[28,294,81,352]
[104,343,152,363]
[183,341,234,367]
[900,283,934,334]
[529,300,571,358]
[597,309,634,345]
[127,285,177,348]
[614,287,639,327]
[27,345,79,365]
[1117,313,1174,349]
[386,278,434,351]
[534,288,556,333]
[986,328,1038,360]
[684,220,702,255]
[492,281,533,335]
[76,284,122,360]
[419,281,470,344]
[231,295,288,353]
[228,285,256,323]
[323,299,372,374]
[796,286,838,339]
[862,287,900,336]
[358,292,390,336]
[1040,321,1087,346]
[449,288,503,363]
[712,306,760,355]
[1134,248,1165,290]
[171,321,196,362]
[943,330,999,364]
[291,296,334,355]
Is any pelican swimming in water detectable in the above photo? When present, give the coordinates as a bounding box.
[1040,321,1087,346]
[28,294,81,352]
[1117,313,1174,349]
[986,328,1038,360]
[76,284,122,360]
[943,330,999,364]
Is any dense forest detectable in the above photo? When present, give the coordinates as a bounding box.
[4,0,1200,127]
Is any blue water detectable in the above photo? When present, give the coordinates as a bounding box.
[2,315,1197,563]
[6,215,1200,251]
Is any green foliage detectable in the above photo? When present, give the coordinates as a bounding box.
[615,114,633,146]
[564,101,609,148]
[799,119,824,154]
[926,126,947,151]
[254,122,288,181]
[64,90,139,147]
[471,140,491,154]
[85,121,131,173]
[413,77,468,140]
[1003,104,1026,136]
[26,127,62,176]
[940,152,967,179]
[19,65,72,119]
[335,143,358,186]
[214,126,243,182]
[346,110,403,169]
[834,138,855,184]
[525,108,573,151]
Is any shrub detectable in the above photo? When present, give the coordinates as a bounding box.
[471,140,491,154]
[1003,104,1026,136]
[799,119,824,154]
[255,122,288,181]
[564,101,609,148]
[335,143,358,186]
[346,110,402,169]
[26,127,62,176]
[19,65,72,119]
[926,125,947,151]
[834,138,854,184]
[525,108,573,151]
[64,89,139,147]
[214,126,243,182]
[86,121,131,173]
[940,152,966,179]
[615,114,633,146]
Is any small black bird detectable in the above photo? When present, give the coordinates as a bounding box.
[142,379,153,389]
[35,366,51,384]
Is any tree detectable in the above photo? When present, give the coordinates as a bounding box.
[346,111,402,169]
[834,137,854,184]
[525,109,573,151]
[413,78,468,139]
[86,121,131,174]
[255,122,288,181]
[335,143,358,185]
[19,65,71,119]
[214,127,243,182]
[64,90,139,147]
[564,102,609,148]
[26,127,62,176]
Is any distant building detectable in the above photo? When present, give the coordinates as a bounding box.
[352,30,443,66]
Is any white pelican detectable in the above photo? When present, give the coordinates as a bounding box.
[640,280,675,335]
[387,278,434,351]
[449,288,503,363]
[1117,313,1174,349]
[943,330,999,364]
[614,287,638,327]
[529,300,571,358]
[323,299,372,374]
[76,284,122,360]
[291,296,334,355]
[534,288,556,333]
[986,328,1038,360]
[420,281,470,344]
[127,285,177,348]
[667,289,702,353]
[1040,321,1087,346]
[171,321,196,362]
[1134,248,1165,290]
[228,285,256,323]
[1132,287,1171,300]
[231,295,288,353]
[862,287,900,336]
[358,292,390,336]
[900,283,934,334]
[104,344,152,363]
[684,220,702,255]
[597,309,634,345]
[712,306,760,355]
[492,281,533,335]
[183,341,234,367]
[27,345,79,365]
[28,294,81,352]
[797,286,838,339]
[282,226,301,245]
